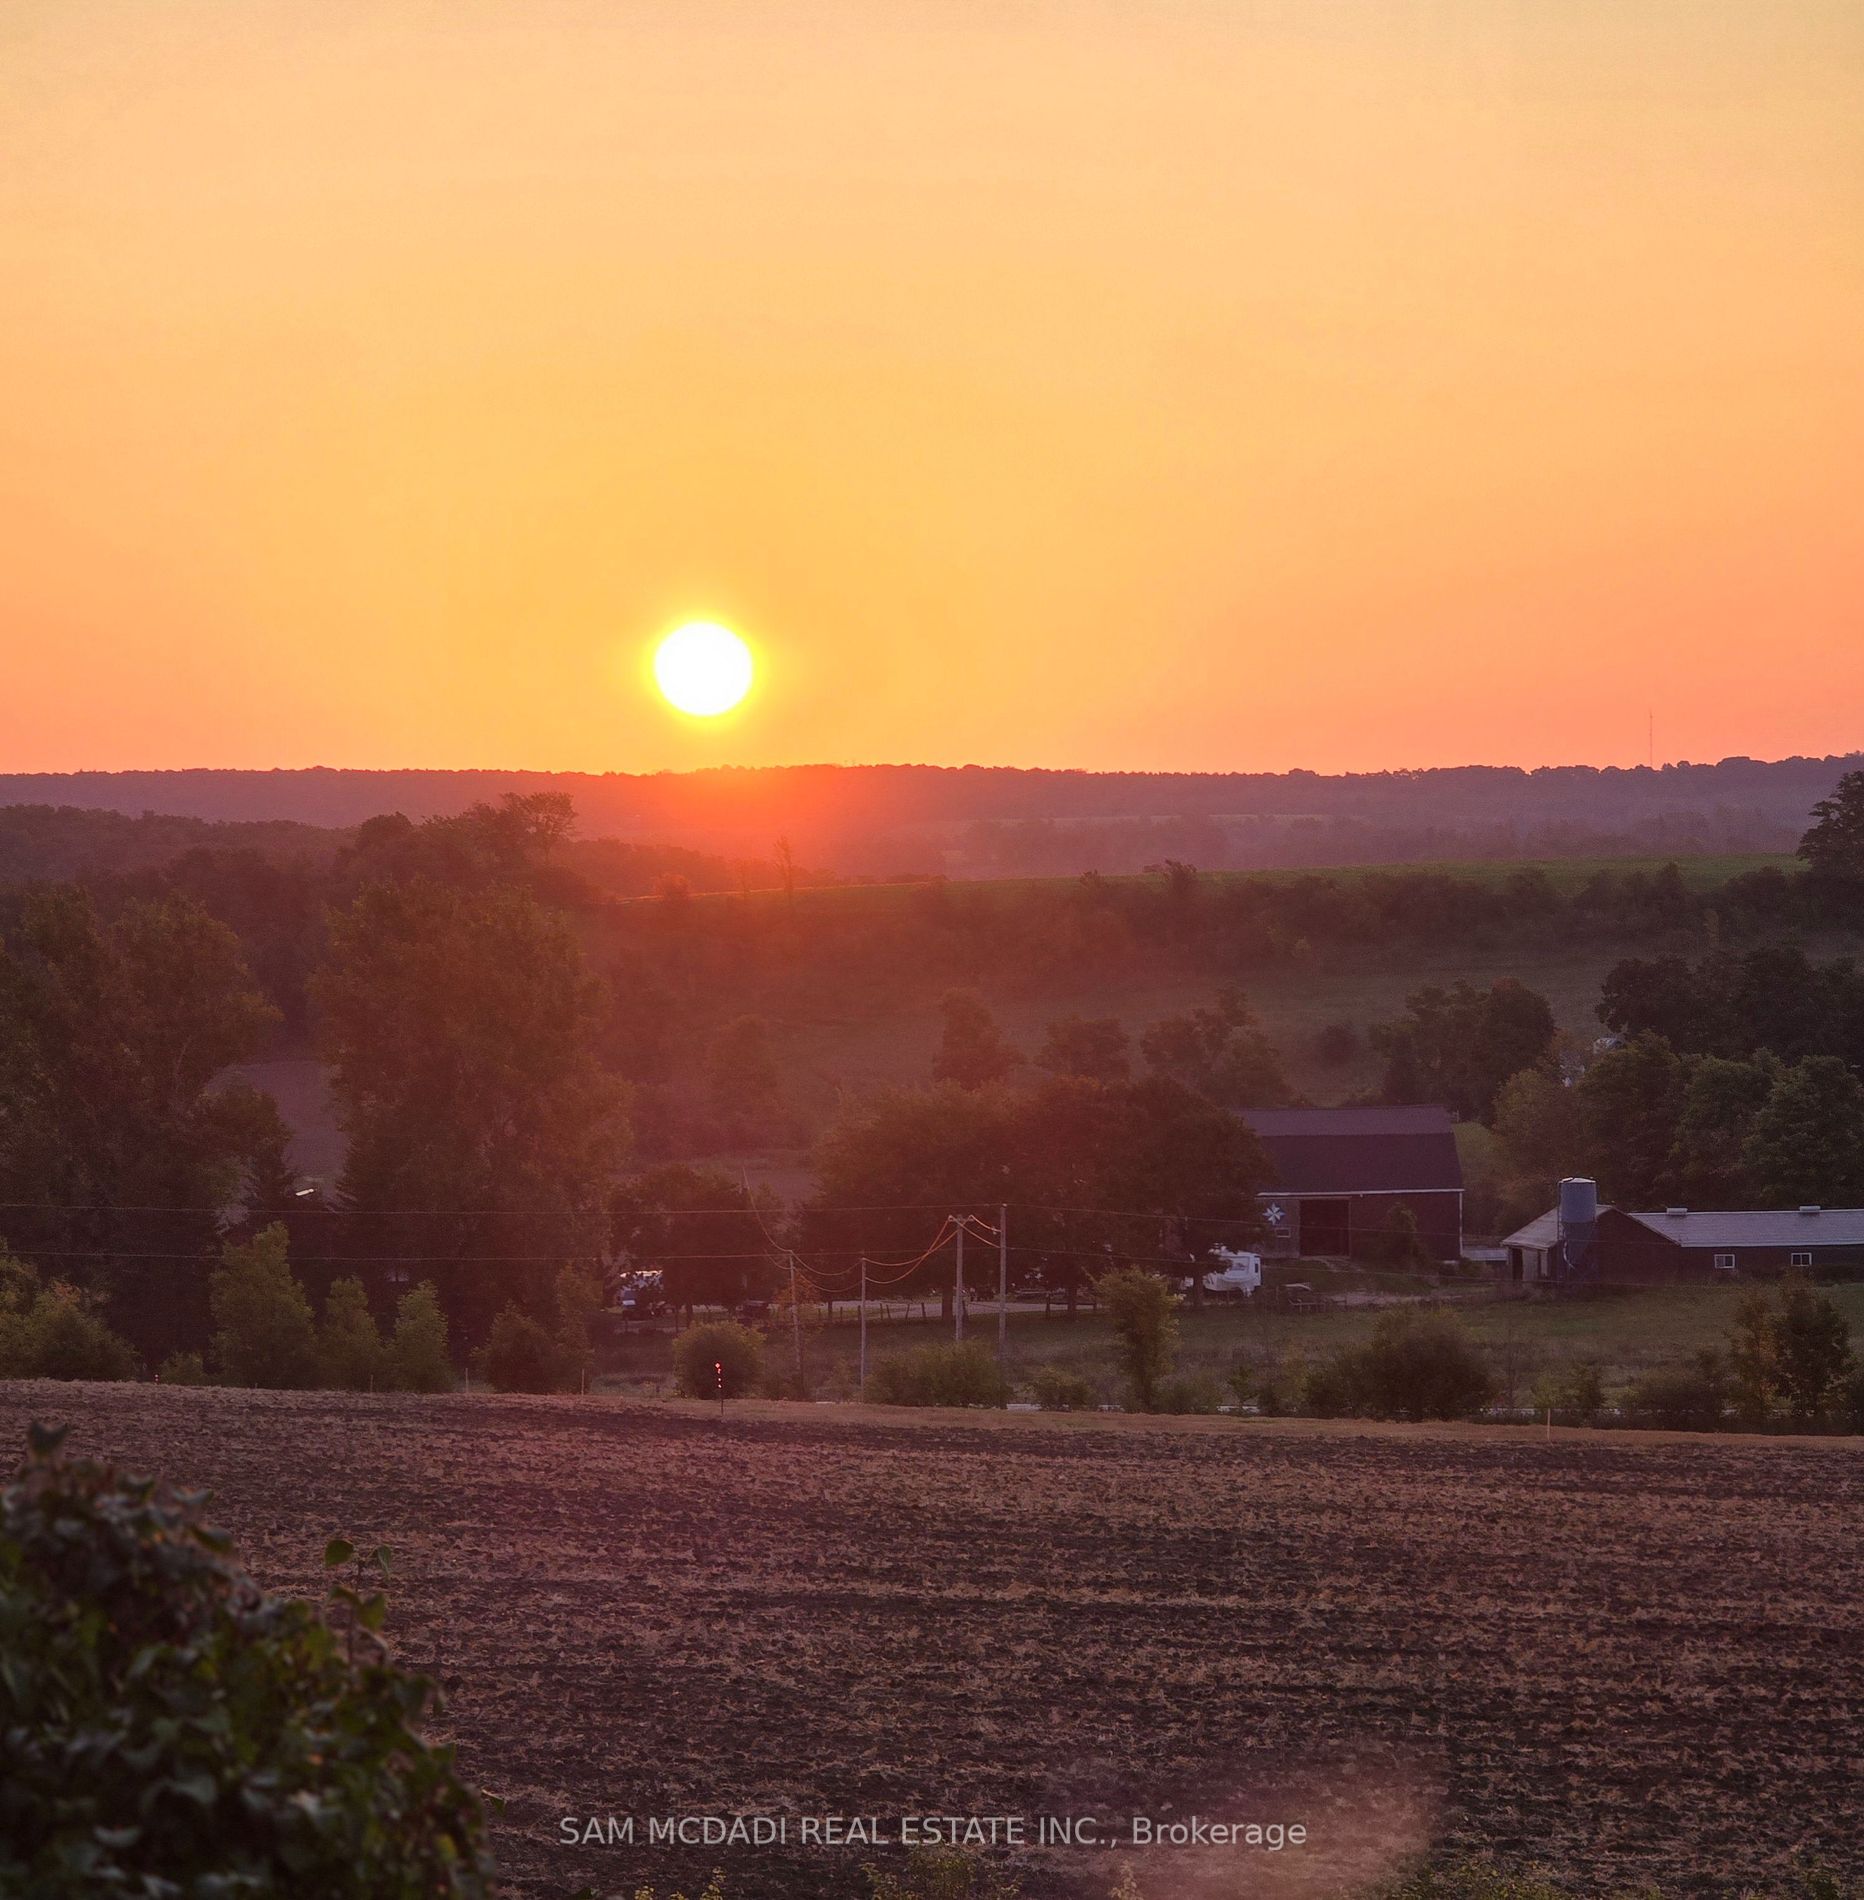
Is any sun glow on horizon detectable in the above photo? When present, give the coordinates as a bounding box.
[652,622,755,720]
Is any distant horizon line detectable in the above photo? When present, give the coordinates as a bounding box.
[3,750,1860,784]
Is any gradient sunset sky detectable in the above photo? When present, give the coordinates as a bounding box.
[3,1,1859,776]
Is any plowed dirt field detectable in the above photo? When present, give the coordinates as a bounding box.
[4,1386,1858,1899]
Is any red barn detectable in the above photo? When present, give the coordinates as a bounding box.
[1241,1104,1464,1262]
[1503,1198,1864,1287]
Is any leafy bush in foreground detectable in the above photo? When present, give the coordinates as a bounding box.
[673,1320,767,1400]
[0,1423,491,1897]
[865,1341,1008,1408]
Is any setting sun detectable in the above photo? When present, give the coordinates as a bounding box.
[652,622,754,719]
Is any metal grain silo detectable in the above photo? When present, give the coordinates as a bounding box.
[1556,1177,1599,1283]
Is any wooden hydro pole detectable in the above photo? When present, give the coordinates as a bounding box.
[954,1219,965,1342]
[997,1204,1008,1376]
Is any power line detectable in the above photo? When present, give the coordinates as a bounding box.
[0,1198,985,1219]
[0,1197,1257,1227]
[5,1244,959,1267]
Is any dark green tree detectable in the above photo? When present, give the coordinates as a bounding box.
[932,989,1020,1090]
[1098,1075,1272,1238]
[672,1318,766,1399]
[1377,1204,1434,1272]
[704,1014,788,1147]
[318,1276,387,1391]
[476,1306,568,1393]
[1372,979,1556,1121]
[209,1225,318,1390]
[1491,1066,1582,1208]
[1037,1014,1132,1082]
[1093,1264,1180,1412]
[1725,1276,1856,1429]
[1008,1074,1270,1308]
[1140,988,1290,1109]
[610,1164,780,1313]
[385,1283,454,1393]
[0,889,284,1357]
[1666,1054,1776,1207]
[0,1253,139,1381]
[1769,1276,1856,1427]
[1575,1033,1685,1205]
[1727,1288,1778,1429]
[1742,1057,1864,1206]
[1798,768,1864,884]
[1598,954,1730,1056]
[337,791,580,898]
[807,1085,1013,1313]
[313,880,627,1340]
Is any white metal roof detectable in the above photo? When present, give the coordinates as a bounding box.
[1623,1207,1864,1249]
[1502,1204,1864,1250]
[1500,1210,1562,1250]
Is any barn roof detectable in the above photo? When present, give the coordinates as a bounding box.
[1240,1104,1463,1195]
[1502,1205,1864,1250]
[1500,1209,1562,1250]
[1623,1207,1864,1249]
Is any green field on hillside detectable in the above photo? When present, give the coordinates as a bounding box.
[256,847,1830,1195]
[750,938,1659,1136]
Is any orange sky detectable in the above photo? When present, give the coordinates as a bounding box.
[3,1,1860,777]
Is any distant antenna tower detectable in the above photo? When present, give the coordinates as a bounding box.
[1647,708,1654,770]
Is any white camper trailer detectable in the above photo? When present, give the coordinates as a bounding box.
[1200,1247,1263,1298]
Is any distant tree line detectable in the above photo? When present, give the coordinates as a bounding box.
[11,752,1856,878]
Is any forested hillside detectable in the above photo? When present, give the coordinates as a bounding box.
[3,753,1855,877]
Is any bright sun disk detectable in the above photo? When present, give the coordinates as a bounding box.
[653,621,754,717]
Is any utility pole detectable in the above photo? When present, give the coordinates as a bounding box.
[789,1251,806,1396]
[858,1257,868,1392]
[997,1204,1009,1381]
[954,1219,965,1342]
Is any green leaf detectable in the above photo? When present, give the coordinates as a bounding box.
[322,1537,354,1569]
[168,1773,218,1809]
